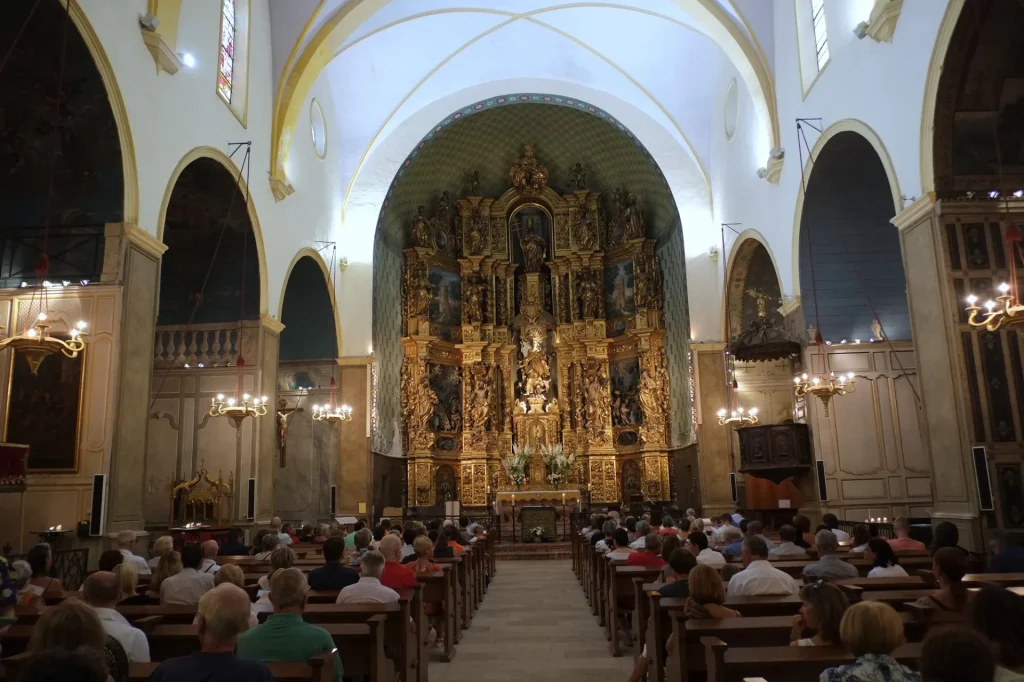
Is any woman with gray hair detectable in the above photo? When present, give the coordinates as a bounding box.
[148,536,174,570]
[630,520,651,549]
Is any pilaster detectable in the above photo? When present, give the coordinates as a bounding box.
[254,314,283,522]
[692,343,734,517]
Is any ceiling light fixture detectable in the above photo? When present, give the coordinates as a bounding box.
[717,406,758,426]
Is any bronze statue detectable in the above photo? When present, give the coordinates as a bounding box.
[622,193,645,240]
[519,217,547,272]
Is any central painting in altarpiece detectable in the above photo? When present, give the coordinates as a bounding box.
[402,145,673,508]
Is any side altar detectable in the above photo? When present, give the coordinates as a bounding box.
[401,144,674,511]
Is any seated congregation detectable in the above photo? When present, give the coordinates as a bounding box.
[0,515,493,682]
[575,510,1024,682]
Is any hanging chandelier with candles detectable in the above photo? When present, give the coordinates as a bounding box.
[794,371,855,416]
[965,284,1022,332]
[717,406,758,426]
[312,377,352,424]
[209,391,268,428]
[0,307,88,375]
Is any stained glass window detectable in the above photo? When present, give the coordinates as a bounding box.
[811,0,829,71]
[218,0,236,102]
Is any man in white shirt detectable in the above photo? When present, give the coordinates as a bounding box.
[822,513,851,544]
[199,540,221,574]
[686,531,725,568]
[336,551,399,604]
[728,536,799,597]
[629,520,650,550]
[160,543,215,605]
[606,529,636,561]
[270,517,293,546]
[83,571,150,662]
[117,530,152,576]
[768,525,810,559]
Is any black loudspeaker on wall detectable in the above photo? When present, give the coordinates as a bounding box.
[816,460,828,502]
[88,474,107,536]
[729,473,737,504]
[972,446,995,512]
[330,486,337,515]
[246,478,256,520]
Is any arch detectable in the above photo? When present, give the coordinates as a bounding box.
[919,0,966,196]
[156,146,268,315]
[277,248,343,360]
[66,1,139,225]
[790,119,903,292]
[268,0,780,190]
[722,229,784,341]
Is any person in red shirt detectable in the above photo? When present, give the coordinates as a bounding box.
[378,535,418,590]
[886,517,927,552]
[627,533,667,569]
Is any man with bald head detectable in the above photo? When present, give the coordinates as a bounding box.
[378,533,418,590]
[149,583,272,682]
[83,571,150,662]
[270,516,292,546]
[199,540,220,574]
[238,568,341,681]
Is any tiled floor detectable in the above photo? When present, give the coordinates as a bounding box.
[426,560,636,682]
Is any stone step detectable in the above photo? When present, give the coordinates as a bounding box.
[495,541,572,561]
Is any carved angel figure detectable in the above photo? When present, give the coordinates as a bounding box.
[411,206,432,248]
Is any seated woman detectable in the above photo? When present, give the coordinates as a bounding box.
[97,550,124,572]
[412,535,442,574]
[257,547,297,605]
[915,547,968,612]
[969,585,1024,682]
[253,532,280,560]
[848,524,871,553]
[919,626,995,682]
[209,564,261,628]
[790,581,849,646]
[865,537,908,578]
[148,535,174,570]
[298,524,316,543]
[685,564,741,619]
[29,598,130,682]
[930,521,970,556]
[347,528,374,566]
[19,543,63,608]
[792,515,815,550]
[114,561,153,605]
[146,550,181,600]
[820,601,920,682]
[660,534,682,565]
[433,528,456,559]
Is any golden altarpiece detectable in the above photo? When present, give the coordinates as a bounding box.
[401,145,672,508]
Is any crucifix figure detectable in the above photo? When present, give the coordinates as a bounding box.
[277,398,303,467]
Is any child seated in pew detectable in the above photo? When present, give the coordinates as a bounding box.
[865,538,909,578]
[919,627,995,682]
[914,548,969,613]
[790,581,849,646]
[819,601,920,682]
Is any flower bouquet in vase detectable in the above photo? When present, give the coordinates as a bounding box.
[529,526,545,542]
[501,443,532,489]
[541,443,575,489]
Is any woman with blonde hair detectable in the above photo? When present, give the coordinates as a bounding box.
[255,547,296,608]
[790,581,849,646]
[147,535,174,570]
[200,564,260,628]
[146,550,182,599]
[819,601,919,682]
[113,560,151,605]
[29,598,130,682]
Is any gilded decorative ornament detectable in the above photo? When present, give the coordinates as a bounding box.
[411,205,433,248]
[509,143,549,194]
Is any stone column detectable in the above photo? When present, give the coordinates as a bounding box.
[255,314,283,523]
[106,223,166,531]
[893,194,987,549]
[692,343,734,517]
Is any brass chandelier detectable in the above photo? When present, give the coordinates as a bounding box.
[312,377,352,424]
[717,406,758,426]
[965,284,1021,332]
[794,371,855,416]
[0,307,88,375]
[209,391,268,428]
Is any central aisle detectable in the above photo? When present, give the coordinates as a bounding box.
[427,560,634,682]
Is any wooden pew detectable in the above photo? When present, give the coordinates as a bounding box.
[417,569,457,663]
[435,556,469,631]
[700,637,921,682]
[607,565,664,656]
[127,653,339,682]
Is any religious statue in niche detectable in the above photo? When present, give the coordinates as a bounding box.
[467,204,485,255]
[509,143,549,194]
[463,275,486,324]
[622,193,646,240]
[578,270,601,319]
[406,261,432,318]
[466,364,494,431]
[276,399,303,467]
[411,206,432,248]
[610,358,642,426]
[583,358,611,441]
[519,332,552,398]
[411,372,438,431]
[638,351,669,444]
[571,195,598,251]
[634,256,662,310]
[517,217,547,272]
[429,364,462,432]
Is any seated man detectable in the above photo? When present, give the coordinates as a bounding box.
[712,513,736,544]
[659,549,697,598]
[802,529,859,580]
[379,534,419,590]
[149,584,273,682]
[728,536,799,596]
[83,571,150,662]
[237,568,341,682]
[336,550,399,604]
[160,542,215,606]
[822,513,851,543]
[719,526,745,557]
[116,530,152,576]
[627,533,667,568]
[629,521,651,550]
[400,529,418,560]
[97,550,124,572]
[219,527,250,557]
[887,516,927,552]
[199,540,220,575]
[606,528,636,560]
[253,533,280,560]
[769,525,810,559]
[308,537,359,591]
[269,517,293,546]
[688,531,726,568]
[746,520,777,553]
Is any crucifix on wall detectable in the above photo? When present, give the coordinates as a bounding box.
[277,399,303,467]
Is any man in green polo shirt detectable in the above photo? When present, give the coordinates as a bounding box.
[236,567,341,681]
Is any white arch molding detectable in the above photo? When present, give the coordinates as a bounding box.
[789,119,905,293]
[268,0,780,195]
[919,0,966,196]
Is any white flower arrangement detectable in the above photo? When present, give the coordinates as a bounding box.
[541,443,576,485]
[501,442,533,486]
[529,526,545,539]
